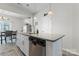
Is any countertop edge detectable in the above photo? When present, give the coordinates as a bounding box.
[18,32,65,42]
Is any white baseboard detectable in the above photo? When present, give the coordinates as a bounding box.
[62,48,79,56]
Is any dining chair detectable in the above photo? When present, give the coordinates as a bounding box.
[12,31,17,39]
[1,32,5,44]
[0,32,2,44]
[5,31,13,43]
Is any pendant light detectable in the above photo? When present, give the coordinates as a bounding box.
[0,16,7,20]
[44,3,54,16]
[48,3,53,15]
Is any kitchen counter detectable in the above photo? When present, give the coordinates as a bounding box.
[19,32,65,42]
[17,32,65,56]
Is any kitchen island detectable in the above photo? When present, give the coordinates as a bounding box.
[16,32,64,56]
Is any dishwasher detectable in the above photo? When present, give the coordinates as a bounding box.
[29,36,46,56]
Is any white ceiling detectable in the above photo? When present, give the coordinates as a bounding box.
[0,3,52,18]
[0,9,27,18]
[16,3,49,14]
[0,3,33,18]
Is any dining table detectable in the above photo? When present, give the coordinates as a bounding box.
[0,31,17,44]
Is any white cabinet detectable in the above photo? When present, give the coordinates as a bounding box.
[16,33,29,56]
[16,34,23,49]
[46,39,62,56]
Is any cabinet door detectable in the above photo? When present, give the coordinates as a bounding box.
[23,36,29,56]
[20,35,25,52]
[20,35,29,56]
[46,39,62,56]
[16,34,29,56]
[16,34,22,47]
[16,34,24,51]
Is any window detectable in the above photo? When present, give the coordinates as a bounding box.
[0,20,10,32]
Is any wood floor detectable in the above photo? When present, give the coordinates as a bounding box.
[0,37,24,56]
[0,43,24,56]
[0,38,77,56]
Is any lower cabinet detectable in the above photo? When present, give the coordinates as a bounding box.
[16,33,29,56]
[46,39,62,56]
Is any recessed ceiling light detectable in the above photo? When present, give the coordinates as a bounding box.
[28,17,31,19]
[26,4,30,7]
[17,3,22,6]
